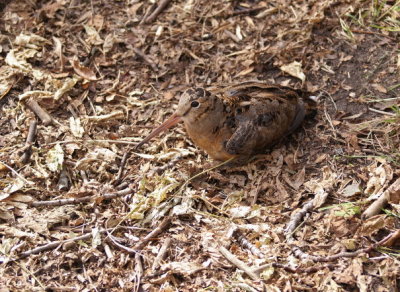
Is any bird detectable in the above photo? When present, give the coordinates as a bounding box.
[136,81,308,163]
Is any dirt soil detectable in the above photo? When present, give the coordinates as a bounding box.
[1,0,399,291]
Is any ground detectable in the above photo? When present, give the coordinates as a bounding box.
[0,0,399,291]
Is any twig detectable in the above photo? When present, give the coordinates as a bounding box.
[233,230,264,258]
[20,120,37,164]
[176,157,235,195]
[150,154,183,176]
[151,237,171,271]
[133,48,158,71]
[135,253,144,275]
[4,255,46,289]
[106,230,137,254]
[0,160,33,185]
[381,229,400,247]
[133,253,143,292]
[227,6,265,17]
[264,263,334,274]
[218,245,259,280]
[25,98,53,125]
[285,200,315,238]
[324,106,337,138]
[139,2,157,25]
[352,29,397,41]
[133,216,172,251]
[368,107,397,117]
[376,0,400,21]
[114,150,131,186]
[19,230,106,258]
[30,188,133,207]
[143,0,172,23]
[362,177,400,219]
[291,230,398,263]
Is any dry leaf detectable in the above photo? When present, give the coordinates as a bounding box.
[371,83,387,93]
[69,117,85,138]
[280,61,306,82]
[359,215,386,236]
[83,25,103,45]
[46,144,64,172]
[71,58,97,81]
[54,76,80,100]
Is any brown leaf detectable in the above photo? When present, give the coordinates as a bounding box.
[71,58,97,81]
[359,215,392,236]
[371,83,387,93]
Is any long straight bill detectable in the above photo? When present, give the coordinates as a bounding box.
[135,113,182,149]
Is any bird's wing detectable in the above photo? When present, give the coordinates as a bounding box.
[222,82,305,154]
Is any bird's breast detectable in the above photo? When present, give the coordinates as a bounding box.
[184,123,236,161]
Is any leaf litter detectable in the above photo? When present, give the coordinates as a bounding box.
[0,0,399,291]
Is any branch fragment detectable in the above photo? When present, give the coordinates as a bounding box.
[152,237,171,271]
[20,120,37,164]
[19,230,107,258]
[233,230,264,258]
[133,216,172,251]
[25,98,53,125]
[143,0,172,23]
[133,48,158,72]
[362,177,400,219]
[30,188,133,207]
[218,245,259,280]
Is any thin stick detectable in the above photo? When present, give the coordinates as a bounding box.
[30,188,133,207]
[133,216,172,251]
[227,6,265,17]
[114,150,131,186]
[106,230,137,254]
[352,29,397,42]
[177,157,235,194]
[291,229,398,263]
[376,0,400,21]
[0,160,33,185]
[139,2,157,25]
[381,229,400,247]
[20,120,37,164]
[151,237,171,271]
[278,263,334,273]
[368,107,397,117]
[218,245,259,280]
[45,139,141,146]
[285,200,314,237]
[133,48,158,71]
[143,0,172,23]
[19,232,100,258]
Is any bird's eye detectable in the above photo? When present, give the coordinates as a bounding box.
[191,101,200,108]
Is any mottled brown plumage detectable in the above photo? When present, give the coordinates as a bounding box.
[136,81,307,163]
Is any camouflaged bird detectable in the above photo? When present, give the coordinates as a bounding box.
[136,81,307,163]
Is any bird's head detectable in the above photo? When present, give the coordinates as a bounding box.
[135,87,216,149]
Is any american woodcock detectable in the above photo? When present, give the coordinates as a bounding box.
[136,81,307,163]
